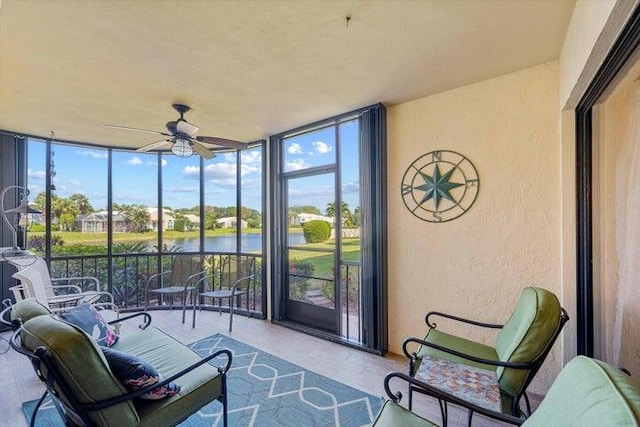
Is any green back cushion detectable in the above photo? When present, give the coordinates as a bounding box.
[10,298,52,324]
[20,315,139,426]
[494,287,562,396]
[524,356,640,426]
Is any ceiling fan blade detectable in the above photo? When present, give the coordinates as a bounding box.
[136,139,172,152]
[191,141,216,159]
[196,136,247,149]
[103,124,171,137]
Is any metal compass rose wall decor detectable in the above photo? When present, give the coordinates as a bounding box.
[401,150,479,223]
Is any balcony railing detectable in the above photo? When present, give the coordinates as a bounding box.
[48,252,264,317]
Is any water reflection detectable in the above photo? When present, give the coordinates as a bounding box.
[162,233,305,252]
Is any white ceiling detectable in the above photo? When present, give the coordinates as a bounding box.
[0,0,575,150]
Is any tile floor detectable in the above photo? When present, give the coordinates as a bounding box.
[0,309,514,426]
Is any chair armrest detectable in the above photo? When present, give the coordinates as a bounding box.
[108,311,152,330]
[196,272,222,291]
[401,337,533,369]
[80,348,233,412]
[52,276,100,292]
[383,371,525,425]
[425,310,503,329]
[145,270,172,288]
[186,270,206,285]
[46,285,115,305]
[232,274,255,294]
[44,283,84,295]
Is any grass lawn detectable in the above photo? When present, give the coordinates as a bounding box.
[289,238,361,278]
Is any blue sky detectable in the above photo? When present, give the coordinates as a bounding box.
[26,120,360,214]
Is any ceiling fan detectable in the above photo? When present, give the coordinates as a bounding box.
[104,104,247,159]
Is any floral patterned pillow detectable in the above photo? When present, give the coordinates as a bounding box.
[60,303,118,347]
[100,347,181,400]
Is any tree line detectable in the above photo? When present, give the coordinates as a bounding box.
[30,192,262,232]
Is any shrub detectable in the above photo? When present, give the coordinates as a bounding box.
[29,224,46,232]
[302,220,331,243]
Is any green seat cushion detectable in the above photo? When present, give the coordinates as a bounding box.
[20,314,139,426]
[112,327,224,427]
[10,298,52,324]
[524,356,640,427]
[415,328,498,373]
[494,287,562,396]
[371,400,437,427]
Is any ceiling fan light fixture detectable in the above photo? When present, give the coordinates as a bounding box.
[171,139,193,157]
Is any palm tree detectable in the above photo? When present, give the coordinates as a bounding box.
[326,202,351,222]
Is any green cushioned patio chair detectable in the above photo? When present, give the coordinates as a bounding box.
[373,355,640,427]
[10,298,232,427]
[402,286,569,423]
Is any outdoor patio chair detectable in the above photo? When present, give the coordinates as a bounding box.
[9,256,117,314]
[144,255,204,324]
[402,286,568,424]
[10,298,232,427]
[192,255,255,332]
[373,355,640,427]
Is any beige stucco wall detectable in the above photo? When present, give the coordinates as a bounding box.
[387,61,562,393]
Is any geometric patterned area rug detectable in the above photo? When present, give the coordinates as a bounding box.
[23,333,384,427]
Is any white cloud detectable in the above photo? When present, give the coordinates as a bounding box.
[288,143,303,154]
[28,169,46,180]
[77,150,108,159]
[184,161,258,185]
[165,186,199,193]
[288,185,334,200]
[312,140,332,154]
[146,159,168,167]
[68,179,81,186]
[241,150,261,165]
[127,157,143,166]
[342,181,360,194]
[284,158,309,171]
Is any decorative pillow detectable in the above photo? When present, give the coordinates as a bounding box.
[100,347,181,400]
[59,303,118,347]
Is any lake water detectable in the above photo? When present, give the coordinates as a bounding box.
[162,232,306,252]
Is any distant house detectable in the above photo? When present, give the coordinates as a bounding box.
[75,211,127,232]
[75,208,180,232]
[216,216,247,229]
[146,208,175,231]
[185,214,200,230]
[293,213,334,226]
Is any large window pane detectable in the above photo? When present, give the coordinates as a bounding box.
[283,126,335,172]
[50,143,108,255]
[111,151,158,252]
[241,146,263,254]
[204,151,238,253]
[26,138,47,252]
[161,154,201,252]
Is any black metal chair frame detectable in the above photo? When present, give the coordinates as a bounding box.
[402,308,569,425]
[10,312,233,427]
[192,255,256,332]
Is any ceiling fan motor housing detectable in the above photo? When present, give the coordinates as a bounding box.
[165,120,198,138]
